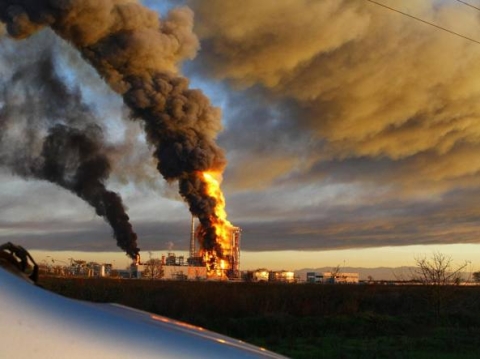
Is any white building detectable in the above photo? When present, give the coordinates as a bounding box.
[306,272,359,284]
[270,270,296,283]
[252,269,270,282]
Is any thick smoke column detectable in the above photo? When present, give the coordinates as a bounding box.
[0,38,140,259]
[35,124,140,259]
[0,1,227,255]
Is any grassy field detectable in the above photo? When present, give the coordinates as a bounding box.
[39,277,480,358]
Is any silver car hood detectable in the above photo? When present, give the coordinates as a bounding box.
[0,267,287,358]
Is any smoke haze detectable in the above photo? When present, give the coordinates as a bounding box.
[2,1,480,258]
[0,30,139,258]
[0,0,229,256]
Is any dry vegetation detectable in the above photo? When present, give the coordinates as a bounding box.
[39,277,480,359]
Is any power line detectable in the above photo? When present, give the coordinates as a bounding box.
[366,0,480,46]
[456,0,480,12]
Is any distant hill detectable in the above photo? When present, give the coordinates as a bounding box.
[294,266,415,281]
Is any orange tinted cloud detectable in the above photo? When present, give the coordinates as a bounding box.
[191,0,480,193]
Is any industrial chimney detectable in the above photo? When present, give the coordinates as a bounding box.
[188,217,203,267]
[228,227,241,279]
[190,215,196,259]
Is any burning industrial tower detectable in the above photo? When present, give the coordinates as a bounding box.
[0,1,236,273]
[189,213,241,279]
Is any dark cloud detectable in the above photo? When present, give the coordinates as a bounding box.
[174,0,480,251]
[1,220,192,253]
[5,184,480,253]
[212,86,315,191]
[237,192,480,251]
[189,0,480,192]
[3,1,480,257]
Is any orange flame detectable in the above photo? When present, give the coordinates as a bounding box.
[200,171,234,278]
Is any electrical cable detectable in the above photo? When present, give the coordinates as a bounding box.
[456,0,480,12]
[366,0,480,46]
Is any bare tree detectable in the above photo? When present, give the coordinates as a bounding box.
[142,252,164,280]
[411,252,469,321]
[327,265,341,284]
[411,252,468,286]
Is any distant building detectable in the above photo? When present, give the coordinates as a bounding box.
[162,265,207,280]
[269,270,296,283]
[241,268,270,282]
[242,269,296,283]
[165,253,186,266]
[306,272,359,284]
[130,264,145,279]
[117,269,132,279]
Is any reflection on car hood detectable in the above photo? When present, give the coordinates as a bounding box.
[0,267,287,358]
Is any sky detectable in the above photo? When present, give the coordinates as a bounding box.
[1,0,480,271]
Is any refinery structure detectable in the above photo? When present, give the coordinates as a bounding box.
[129,217,303,283]
[39,217,357,284]
[128,218,300,283]
[186,216,242,279]
[131,216,242,281]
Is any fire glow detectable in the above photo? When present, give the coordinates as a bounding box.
[200,171,234,277]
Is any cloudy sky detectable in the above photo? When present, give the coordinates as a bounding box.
[1,0,480,270]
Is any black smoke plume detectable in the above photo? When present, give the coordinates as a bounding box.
[0,36,140,259]
[0,1,228,255]
[34,124,139,259]
[124,73,226,254]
